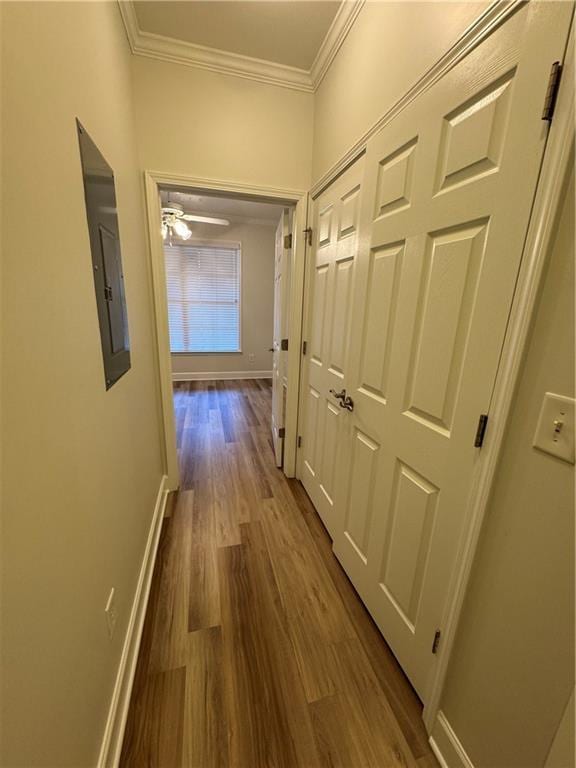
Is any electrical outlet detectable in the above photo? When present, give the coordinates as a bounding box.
[105,588,117,639]
[248,353,255,363]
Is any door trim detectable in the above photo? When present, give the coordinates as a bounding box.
[424,24,574,732]
[143,171,308,488]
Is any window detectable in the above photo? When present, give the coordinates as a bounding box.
[164,242,241,353]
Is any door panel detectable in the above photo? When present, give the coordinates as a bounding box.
[328,256,354,374]
[379,462,439,631]
[404,220,487,433]
[271,209,292,467]
[325,2,573,700]
[358,241,403,402]
[300,159,364,537]
[343,429,380,561]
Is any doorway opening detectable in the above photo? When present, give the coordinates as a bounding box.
[144,173,308,490]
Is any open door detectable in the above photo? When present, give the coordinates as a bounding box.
[271,208,292,467]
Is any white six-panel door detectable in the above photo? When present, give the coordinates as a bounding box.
[299,160,364,537]
[299,1,573,701]
[271,209,291,467]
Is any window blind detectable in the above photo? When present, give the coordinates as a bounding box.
[164,243,241,353]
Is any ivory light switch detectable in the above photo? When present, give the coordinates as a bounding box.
[533,392,575,463]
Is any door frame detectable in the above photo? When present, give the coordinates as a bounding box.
[143,170,309,489]
[296,22,574,734]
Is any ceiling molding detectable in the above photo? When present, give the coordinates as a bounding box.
[310,0,365,88]
[310,0,525,197]
[117,0,364,93]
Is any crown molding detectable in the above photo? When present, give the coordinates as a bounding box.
[310,0,525,197]
[310,0,365,88]
[118,0,364,93]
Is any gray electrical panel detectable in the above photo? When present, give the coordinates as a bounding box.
[77,121,130,389]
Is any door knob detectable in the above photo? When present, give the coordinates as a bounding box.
[329,388,347,402]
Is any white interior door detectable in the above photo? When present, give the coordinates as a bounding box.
[299,160,363,537]
[271,209,292,467]
[331,2,573,701]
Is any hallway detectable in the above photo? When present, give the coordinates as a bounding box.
[120,380,438,767]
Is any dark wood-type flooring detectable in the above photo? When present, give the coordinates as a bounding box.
[121,379,438,767]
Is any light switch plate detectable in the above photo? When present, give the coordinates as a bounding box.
[533,392,575,463]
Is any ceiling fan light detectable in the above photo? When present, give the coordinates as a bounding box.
[173,219,191,239]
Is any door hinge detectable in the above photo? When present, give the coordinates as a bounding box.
[284,233,293,249]
[474,414,489,447]
[302,340,307,356]
[542,61,562,122]
[297,435,302,447]
[432,630,441,655]
[303,227,313,246]
[278,427,286,439]
[281,338,289,351]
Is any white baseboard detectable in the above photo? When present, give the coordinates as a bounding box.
[172,370,272,381]
[97,474,169,768]
[430,711,475,768]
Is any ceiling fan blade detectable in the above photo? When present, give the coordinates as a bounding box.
[181,213,230,226]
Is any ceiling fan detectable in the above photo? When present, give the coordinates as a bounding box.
[161,201,230,241]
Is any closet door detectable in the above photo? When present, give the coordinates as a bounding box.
[299,159,363,538]
[332,2,573,700]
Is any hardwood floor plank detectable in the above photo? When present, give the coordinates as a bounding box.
[149,491,193,673]
[310,693,377,768]
[120,666,186,768]
[416,754,441,767]
[183,627,229,768]
[226,442,259,525]
[164,489,178,519]
[289,478,432,759]
[260,494,356,644]
[188,542,220,632]
[329,638,418,767]
[218,524,320,768]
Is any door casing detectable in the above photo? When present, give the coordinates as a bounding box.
[144,171,309,489]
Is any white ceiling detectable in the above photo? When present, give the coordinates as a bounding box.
[133,1,341,70]
[160,189,286,224]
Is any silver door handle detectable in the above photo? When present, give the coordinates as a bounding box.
[330,388,354,411]
[340,394,354,412]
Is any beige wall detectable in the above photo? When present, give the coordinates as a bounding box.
[439,169,575,767]
[132,56,314,191]
[169,220,277,376]
[0,3,163,766]
[312,1,489,183]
